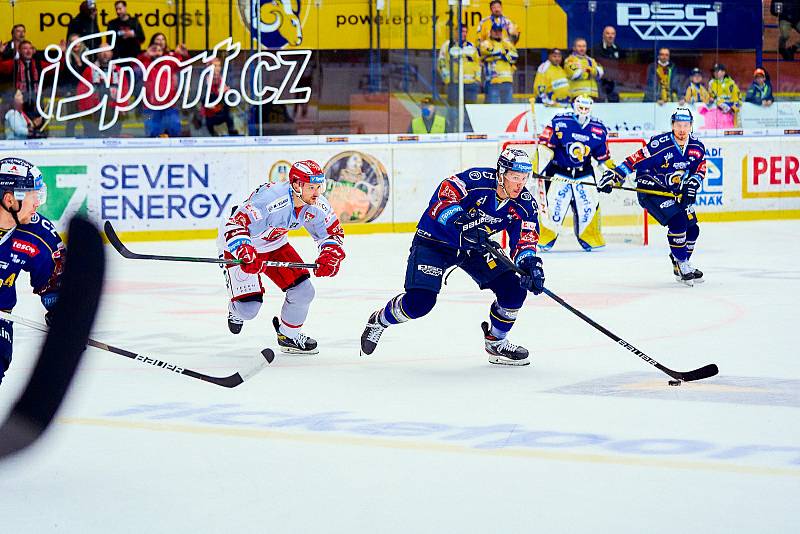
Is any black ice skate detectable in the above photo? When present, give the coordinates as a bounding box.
[228,311,243,334]
[481,322,530,366]
[360,310,387,356]
[670,254,703,285]
[272,316,319,355]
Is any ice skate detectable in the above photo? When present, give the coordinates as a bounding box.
[273,316,319,355]
[360,310,387,356]
[481,322,530,366]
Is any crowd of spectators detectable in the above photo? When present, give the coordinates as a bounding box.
[0,0,238,140]
[0,0,789,138]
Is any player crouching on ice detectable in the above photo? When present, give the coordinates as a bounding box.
[598,107,706,286]
[360,149,545,366]
[0,158,64,385]
[537,94,616,251]
[218,160,346,354]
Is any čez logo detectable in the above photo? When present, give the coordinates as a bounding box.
[617,3,718,41]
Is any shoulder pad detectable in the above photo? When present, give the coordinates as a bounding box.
[460,167,496,184]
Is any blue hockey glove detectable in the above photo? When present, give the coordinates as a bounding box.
[517,253,545,295]
[680,175,702,207]
[452,212,490,251]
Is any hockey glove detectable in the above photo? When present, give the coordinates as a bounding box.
[680,175,702,207]
[517,254,545,295]
[452,212,490,251]
[598,168,622,194]
[315,244,346,277]
[234,242,262,274]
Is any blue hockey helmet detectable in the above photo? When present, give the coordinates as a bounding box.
[0,157,47,205]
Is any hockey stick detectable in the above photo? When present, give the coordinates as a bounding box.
[103,221,317,269]
[0,310,275,388]
[0,216,104,459]
[532,171,677,199]
[482,240,718,383]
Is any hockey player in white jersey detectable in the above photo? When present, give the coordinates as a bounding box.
[218,160,346,354]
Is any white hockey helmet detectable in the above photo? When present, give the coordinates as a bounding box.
[497,148,533,185]
[670,107,694,124]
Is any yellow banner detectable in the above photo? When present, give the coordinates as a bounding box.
[1,0,566,51]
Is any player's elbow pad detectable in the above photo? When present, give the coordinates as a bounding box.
[437,205,464,226]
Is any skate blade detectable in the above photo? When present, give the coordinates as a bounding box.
[279,346,319,355]
[693,277,705,284]
[488,356,530,366]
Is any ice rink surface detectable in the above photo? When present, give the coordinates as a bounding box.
[1,220,799,533]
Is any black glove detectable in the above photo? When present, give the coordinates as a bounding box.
[598,166,625,194]
[680,175,701,207]
[452,212,490,251]
[517,254,545,295]
[44,310,55,327]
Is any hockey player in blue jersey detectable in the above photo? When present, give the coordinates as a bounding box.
[536,95,617,251]
[0,157,64,384]
[598,107,706,286]
[359,149,545,366]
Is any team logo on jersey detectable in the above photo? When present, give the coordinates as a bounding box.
[669,172,684,185]
[11,239,39,257]
[232,212,251,229]
[29,213,40,224]
[520,191,532,201]
[475,195,487,207]
[567,142,591,163]
[263,227,289,241]
[304,211,316,222]
[572,133,590,142]
[324,151,390,223]
[241,203,263,221]
[661,152,674,168]
[468,170,482,181]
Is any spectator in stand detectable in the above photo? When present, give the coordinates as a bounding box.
[107,0,145,59]
[596,26,622,102]
[480,22,518,104]
[4,89,42,139]
[67,1,101,51]
[408,97,446,134]
[644,48,683,104]
[708,63,742,123]
[75,48,129,137]
[0,40,64,120]
[597,26,623,60]
[59,33,89,137]
[564,38,603,99]
[477,1,519,44]
[684,67,711,105]
[137,35,188,137]
[773,0,800,60]
[202,58,238,136]
[745,68,774,106]
[533,48,569,106]
[1,25,27,60]
[438,25,480,131]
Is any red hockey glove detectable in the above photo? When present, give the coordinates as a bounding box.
[315,244,345,277]
[235,243,262,274]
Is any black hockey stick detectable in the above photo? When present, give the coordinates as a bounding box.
[532,171,677,199]
[0,216,104,460]
[103,221,317,269]
[0,311,275,388]
[483,241,718,383]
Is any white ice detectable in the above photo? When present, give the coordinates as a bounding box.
[1,220,799,533]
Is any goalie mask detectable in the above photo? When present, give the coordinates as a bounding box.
[572,95,593,124]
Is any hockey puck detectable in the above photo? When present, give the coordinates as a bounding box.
[667,380,681,386]
[261,348,276,364]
